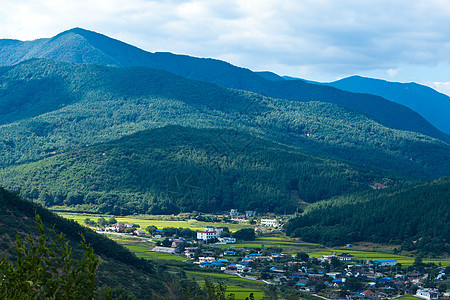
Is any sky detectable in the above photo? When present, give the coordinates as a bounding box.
[1,0,450,95]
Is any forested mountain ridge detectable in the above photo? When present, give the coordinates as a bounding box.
[1,59,449,181]
[0,125,412,215]
[285,177,450,254]
[323,75,450,136]
[0,187,177,298]
[1,27,449,144]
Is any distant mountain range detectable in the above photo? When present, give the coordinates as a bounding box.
[1,27,448,144]
[324,76,450,136]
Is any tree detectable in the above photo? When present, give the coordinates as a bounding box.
[233,228,255,241]
[0,213,98,299]
[297,252,309,262]
[97,217,108,227]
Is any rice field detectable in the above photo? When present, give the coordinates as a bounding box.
[57,212,253,232]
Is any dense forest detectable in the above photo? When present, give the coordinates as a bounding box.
[1,27,449,144]
[0,125,410,215]
[285,177,450,255]
[1,59,449,180]
[0,187,181,298]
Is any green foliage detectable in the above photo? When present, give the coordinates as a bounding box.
[286,177,450,254]
[0,213,98,299]
[0,187,172,299]
[233,228,256,241]
[0,125,413,215]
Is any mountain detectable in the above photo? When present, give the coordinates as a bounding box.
[324,75,450,136]
[1,27,449,144]
[1,59,449,181]
[285,177,450,254]
[0,125,413,215]
[0,187,177,298]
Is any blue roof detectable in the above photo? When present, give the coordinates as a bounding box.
[295,282,306,286]
[374,259,396,262]
[224,250,236,254]
[218,259,229,263]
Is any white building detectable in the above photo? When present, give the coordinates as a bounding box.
[218,237,236,244]
[416,288,439,300]
[197,226,223,242]
[260,219,280,228]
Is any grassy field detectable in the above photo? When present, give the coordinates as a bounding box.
[187,271,265,300]
[134,251,189,261]
[57,212,253,232]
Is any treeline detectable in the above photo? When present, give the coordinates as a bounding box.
[0,126,403,215]
[285,177,450,254]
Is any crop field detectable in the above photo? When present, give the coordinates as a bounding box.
[134,252,189,261]
[57,212,253,232]
[122,244,149,252]
[187,271,265,300]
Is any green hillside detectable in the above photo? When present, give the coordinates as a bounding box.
[0,125,409,215]
[1,59,449,180]
[0,187,179,299]
[285,177,450,254]
[325,75,450,135]
[1,27,449,144]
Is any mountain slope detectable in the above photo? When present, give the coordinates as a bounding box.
[0,187,175,298]
[325,75,450,136]
[1,28,449,144]
[0,125,410,215]
[0,59,449,180]
[285,177,450,254]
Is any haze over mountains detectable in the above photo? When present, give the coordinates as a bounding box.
[0,28,448,251]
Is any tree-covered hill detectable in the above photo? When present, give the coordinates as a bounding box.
[1,27,448,144]
[0,187,177,298]
[324,75,450,136]
[1,59,449,181]
[285,177,450,255]
[0,125,411,215]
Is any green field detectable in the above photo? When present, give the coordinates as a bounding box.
[187,271,265,300]
[57,212,253,232]
[135,251,189,261]
[122,244,149,252]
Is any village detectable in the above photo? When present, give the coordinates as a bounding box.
[86,209,449,300]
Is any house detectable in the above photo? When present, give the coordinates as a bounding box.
[171,239,184,248]
[230,209,239,216]
[416,288,439,300]
[105,223,125,233]
[338,253,353,261]
[245,211,256,218]
[198,256,216,263]
[260,219,280,228]
[184,247,197,259]
[218,237,236,244]
[224,250,237,256]
[134,229,146,236]
[151,246,176,254]
[373,259,397,267]
[197,226,222,242]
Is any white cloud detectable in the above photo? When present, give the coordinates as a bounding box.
[0,0,450,83]
[425,82,450,96]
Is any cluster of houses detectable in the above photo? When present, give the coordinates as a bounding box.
[179,247,449,299]
[98,223,145,235]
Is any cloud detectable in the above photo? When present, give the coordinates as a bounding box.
[425,82,450,96]
[1,0,450,82]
